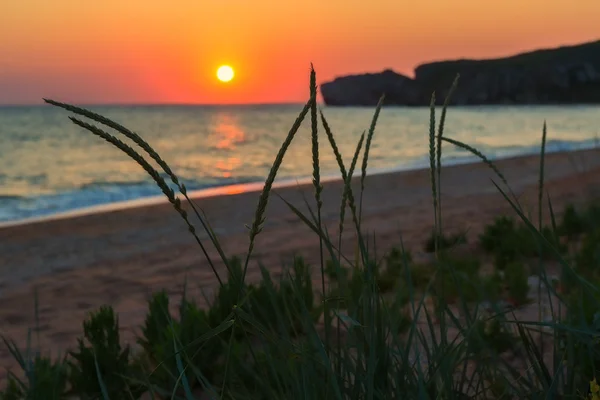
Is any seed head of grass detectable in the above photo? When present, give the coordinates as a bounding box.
[69,118,178,210]
[428,92,438,251]
[247,96,313,265]
[45,98,230,284]
[67,117,226,285]
[320,109,348,181]
[341,131,365,238]
[441,136,510,189]
[44,99,183,191]
[358,95,384,225]
[435,75,460,233]
[309,64,323,210]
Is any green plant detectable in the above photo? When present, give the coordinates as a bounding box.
[68,306,143,399]
[376,271,397,293]
[208,256,247,336]
[423,230,467,253]
[431,255,482,304]
[249,257,319,336]
[379,247,413,280]
[324,259,349,281]
[503,261,530,306]
[480,271,504,304]
[0,352,68,400]
[577,229,600,279]
[138,289,234,394]
[0,291,69,400]
[480,216,517,253]
[582,202,600,233]
[407,262,436,290]
[559,204,586,240]
[481,215,565,269]
[466,316,516,358]
[137,290,181,392]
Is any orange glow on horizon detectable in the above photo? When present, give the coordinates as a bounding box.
[1,0,600,105]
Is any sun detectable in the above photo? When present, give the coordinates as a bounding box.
[216,65,235,82]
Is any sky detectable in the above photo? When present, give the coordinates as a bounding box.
[1,1,599,105]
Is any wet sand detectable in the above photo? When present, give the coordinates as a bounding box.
[1,148,600,371]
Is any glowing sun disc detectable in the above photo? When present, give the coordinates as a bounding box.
[217,65,235,82]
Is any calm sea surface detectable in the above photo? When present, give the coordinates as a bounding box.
[0,104,599,223]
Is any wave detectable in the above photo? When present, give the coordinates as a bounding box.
[346,137,600,179]
[0,175,268,223]
[77,175,266,192]
[0,195,24,201]
[0,137,597,224]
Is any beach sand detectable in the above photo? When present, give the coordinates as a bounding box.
[1,148,600,373]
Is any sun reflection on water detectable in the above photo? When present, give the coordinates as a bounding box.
[210,112,245,178]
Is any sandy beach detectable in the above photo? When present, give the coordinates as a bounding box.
[1,148,600,371]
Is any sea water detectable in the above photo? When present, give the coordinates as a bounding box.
[0,104,598,223]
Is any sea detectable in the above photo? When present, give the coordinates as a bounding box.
[0,104,599,225]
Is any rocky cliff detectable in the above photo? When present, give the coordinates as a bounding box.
[320,40,600,106]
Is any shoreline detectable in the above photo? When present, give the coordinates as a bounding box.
[1,144,596,229]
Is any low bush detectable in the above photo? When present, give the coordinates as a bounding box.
[0,349,68,400]
[68,306,144,399]
[503,261,531,307]
[559,204,586,240]
[480,216,566,269]
[423,230,467,253]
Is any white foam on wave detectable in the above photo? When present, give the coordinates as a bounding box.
[0,142,596,229]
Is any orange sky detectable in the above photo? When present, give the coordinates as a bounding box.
[1,0,599,105]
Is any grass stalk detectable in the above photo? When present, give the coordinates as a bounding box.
[435,75,460,236]
[358,95,384,226]
[309,65,329,356]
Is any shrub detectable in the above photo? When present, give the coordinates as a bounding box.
[407,262,436,290]
[432,255,482,303]
[557,282,600,392]
[338,266,367,311]
[136,290,226,394]
[480,216,517,253]
[68,306,144,399]
[466,317,516,358]
[178,297,223,382]
[559,204,586,240]
[504,262,530,306]
[208,257,247,332]
[381,247,413,279]
[481,216,565,269]
[538,225,567,256]
[324,259,349,281]
[375,247,413,292]
[584,202,600,232]
[480,271,504,304]
[386,247,414,267]
[424,230,467,253]
[249,257,318,335]
[481,217,524,269]
[0,353,68,400]
[576,229,600,279]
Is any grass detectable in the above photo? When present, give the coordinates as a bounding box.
[2,68,600,399]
